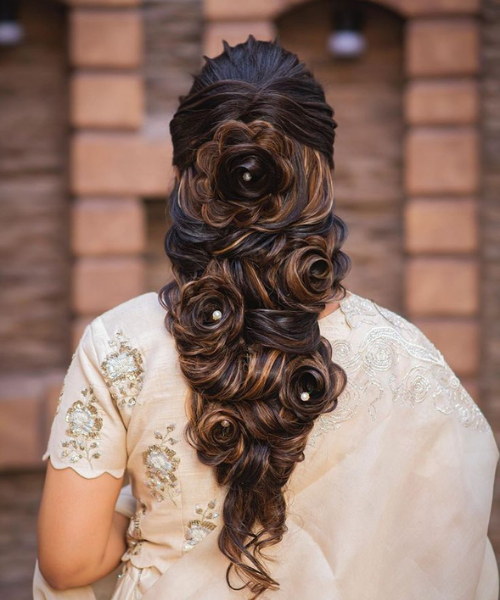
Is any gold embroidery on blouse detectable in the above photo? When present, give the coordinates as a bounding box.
[184,499,219,553]
[123,501,147,559]
[309,293,491,446]
[143,423,181,505]
[61,385,103,465]
[100,330,145,410]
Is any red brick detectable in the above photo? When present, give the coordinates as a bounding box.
[72,257,146,315]
[397,0,480,16]
[413,318,479,377]
[71,133,173,197]
[71,74,143,129]
[204,0,287,21]
[405,198,477,254]
[72,197,146,256]
[0,375,44,468]
[406,19,479,77]
[405,128,479,195]
[406,258,479,317]
[405,80,478,125]
[70,10,142,69]
[203,22,277,60]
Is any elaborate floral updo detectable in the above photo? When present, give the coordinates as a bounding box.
[160,35,350,599]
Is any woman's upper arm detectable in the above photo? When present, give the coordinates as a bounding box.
[37,318,129,587]
[38,463,124,588]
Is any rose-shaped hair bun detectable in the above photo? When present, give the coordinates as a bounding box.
[173,270,244,356]
[270,236,337,310]
[192,120,295,228]
[194,403,247,467]
[279,340,342,423]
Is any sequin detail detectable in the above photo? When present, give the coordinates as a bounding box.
[123,501,147,559]
[184,499,219,553]
[100,330,145,410]
[309,292,492,446]
[143,423,181,505]
[61,385,103,466]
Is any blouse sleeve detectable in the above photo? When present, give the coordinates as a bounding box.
[42,316,128,479]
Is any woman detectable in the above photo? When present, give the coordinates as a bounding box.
[34,36,499,600]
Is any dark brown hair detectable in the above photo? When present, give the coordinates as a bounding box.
[159,35,350,598]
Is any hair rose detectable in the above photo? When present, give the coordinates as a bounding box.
[190,120,295,228]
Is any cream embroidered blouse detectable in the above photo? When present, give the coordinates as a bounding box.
[34,289,500,600]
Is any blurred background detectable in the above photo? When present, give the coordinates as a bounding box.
[0,0,499,597]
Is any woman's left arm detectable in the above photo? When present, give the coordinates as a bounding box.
[38,464,129,590]
[36,317,131,591]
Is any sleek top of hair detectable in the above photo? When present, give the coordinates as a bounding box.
[170,35,336,172]
[160,35,349,599]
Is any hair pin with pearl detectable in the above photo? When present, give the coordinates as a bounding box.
[212,309,222,321]
[300,391,310,402]
[221,419,230,428]
[242,171,253,182]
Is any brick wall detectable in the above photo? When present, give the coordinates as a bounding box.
[481,0,500,556]
[0,0,71,468]
[0,0,69,371]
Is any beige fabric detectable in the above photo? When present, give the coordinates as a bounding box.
[33,290,500,599]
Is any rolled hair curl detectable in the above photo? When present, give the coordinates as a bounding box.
[160,35,350,599]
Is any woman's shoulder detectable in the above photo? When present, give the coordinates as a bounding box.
[334,289,443,361]
[319,289,494,437]
[83,291,175,364]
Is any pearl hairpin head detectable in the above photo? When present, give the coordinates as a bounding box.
[212,310,222,321]
[221,419,230,428]
[242,171,252,182]
[300,391,310,402]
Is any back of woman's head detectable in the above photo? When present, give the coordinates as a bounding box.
[160,35,350,599]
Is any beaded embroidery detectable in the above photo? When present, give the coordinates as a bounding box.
[143,423,181,505]
[309,292,491,446]
[184,499,219,552]
[123,501,147,559]
[100,330,145,410]
[61,385,103,466]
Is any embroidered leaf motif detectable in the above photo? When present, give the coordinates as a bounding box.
[143,423,181,505]
[184,499,219,553]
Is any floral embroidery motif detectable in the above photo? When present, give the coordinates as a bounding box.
[184,499,219,552]
[309,292,492,446]
[123,501,147,559]
[61,385,103,465]
[143,423,181,505]
[100,330,145,410]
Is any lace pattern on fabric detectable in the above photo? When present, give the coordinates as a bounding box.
[308,293,491,446]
